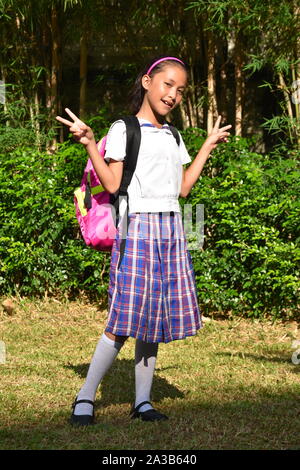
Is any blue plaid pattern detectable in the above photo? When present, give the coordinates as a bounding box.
[105,212,202,343]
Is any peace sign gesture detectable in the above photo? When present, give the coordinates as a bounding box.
[56,108,95,146]
[204,116,232,151]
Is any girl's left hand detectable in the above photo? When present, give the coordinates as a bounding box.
[204,116,232,151]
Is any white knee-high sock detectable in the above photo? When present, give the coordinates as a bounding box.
[74,333,124,416]
[135,339,158,413]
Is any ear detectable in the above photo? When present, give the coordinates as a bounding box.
[141,74,152,91]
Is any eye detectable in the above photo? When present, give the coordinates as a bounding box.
[177,89,185,96]
[164,82,172,87]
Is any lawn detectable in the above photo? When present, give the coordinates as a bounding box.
[0,298,299,450]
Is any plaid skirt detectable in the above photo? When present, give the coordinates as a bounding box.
[105,212,202,343]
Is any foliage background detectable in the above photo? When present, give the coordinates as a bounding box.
[0,0,299,319]
[0,123,299,319]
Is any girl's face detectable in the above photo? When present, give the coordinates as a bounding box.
[142,65,187,117]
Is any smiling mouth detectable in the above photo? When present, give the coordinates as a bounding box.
[162,99,173,109]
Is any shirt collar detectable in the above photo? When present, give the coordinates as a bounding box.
[138,118,169,129]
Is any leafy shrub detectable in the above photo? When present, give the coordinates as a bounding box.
[0,126,38,153]
[181,128,300,319]
[0,138,110,302]
[0,123,299,319]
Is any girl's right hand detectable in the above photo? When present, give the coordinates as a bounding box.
[56,108,95,146]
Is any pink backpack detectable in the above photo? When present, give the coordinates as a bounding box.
[74,116,141,252]
[74,136,116,251]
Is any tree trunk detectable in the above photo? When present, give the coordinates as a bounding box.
[186,94,196,128]
[80,16,88,120]
[291,65,300,148]
[291,66,299,119]
[48,4,60,152]
[220,63,228,124]
[207,30,218,134]
[0,65,9,127]
[219,34,229,125]
[34,89,42,149]
[294,3,300,83]
[189,65,198,127]
[29,34,42,149]
[278,72,293,120]
[43,22,52,124]
[293,2,300,147]
[179,101,190,129]
[0,18,8,126]
[181,34,192,129]
[235,38,245,137]
[219,11,229,125]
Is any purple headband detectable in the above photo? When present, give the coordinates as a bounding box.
[146,56,185,75]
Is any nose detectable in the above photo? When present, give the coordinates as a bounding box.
[168,89,176,102]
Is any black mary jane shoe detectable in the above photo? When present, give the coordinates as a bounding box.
[130,401,168,422]
[70,398,95,426]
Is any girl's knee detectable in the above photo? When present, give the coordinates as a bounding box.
[105,331,128,344]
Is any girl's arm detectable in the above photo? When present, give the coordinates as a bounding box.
[85,140,123,194]
[180,116,232,198]
[56,108,123,194]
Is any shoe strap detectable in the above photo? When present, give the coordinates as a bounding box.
[72,399,94,409]
[134,401,153,413]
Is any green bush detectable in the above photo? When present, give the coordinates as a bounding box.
[181,128,300,319]
[0,124,299,319]
[0,126,42,153]
[0,137,110,302]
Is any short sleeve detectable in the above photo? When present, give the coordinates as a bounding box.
[178,132,191,165]
[104,120,126,163]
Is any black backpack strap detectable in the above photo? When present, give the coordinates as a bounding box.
[119,116,141,194]
[114,115,141,269]
[167,123,180,146]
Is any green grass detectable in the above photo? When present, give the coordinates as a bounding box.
[0,298,299,450]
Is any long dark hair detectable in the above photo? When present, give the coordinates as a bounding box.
[128,56,188,115]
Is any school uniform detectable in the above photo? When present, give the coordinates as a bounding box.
[103,118,202,343]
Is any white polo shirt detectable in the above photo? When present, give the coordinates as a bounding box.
[104,118,191,214]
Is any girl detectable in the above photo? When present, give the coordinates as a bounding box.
[56,56,231,426]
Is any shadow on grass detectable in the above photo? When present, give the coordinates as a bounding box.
[65,358,185,407]
[1,345,299,449]
[1,390,300,450]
